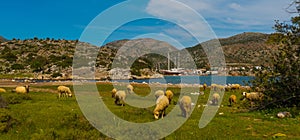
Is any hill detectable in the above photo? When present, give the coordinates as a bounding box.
[0,36,8,43]
[186,32,275,68]
[0,32,277,79]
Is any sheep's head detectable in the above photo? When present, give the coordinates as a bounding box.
[111,88,117,98]
[68,93,72,97]
[153,111,160,120]
[25,85,30,93]
[240,92,247,100]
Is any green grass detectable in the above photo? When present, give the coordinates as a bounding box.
[0,84,300,139]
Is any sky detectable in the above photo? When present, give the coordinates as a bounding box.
[0,0,297,47]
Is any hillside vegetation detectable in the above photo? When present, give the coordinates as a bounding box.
[0,32,277,79]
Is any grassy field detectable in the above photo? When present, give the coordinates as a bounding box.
[0,83,300,139]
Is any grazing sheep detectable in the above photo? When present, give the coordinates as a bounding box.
[126,84,134,94]
[179,96,192,118]
[231,84,240,90]
[16,85,30,94]
[113,90,126,106]
[203,83,207,91]
[241,92,264,101]
[228,94,237,106]
[111,88,117,98]
[211,93,220,105]
[241,92,264,107]
[165,90,173,103]
[154,90,165,100]
[211,84,225,92]
[240,86,251,92]
[0,88,6,93]
[153,95,169,119]
[57,86,72,98]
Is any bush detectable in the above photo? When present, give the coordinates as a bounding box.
[251,16,300,109]
[51,72,62,78]
[5,94,32,104]
[0,108,15,133]
[0,95,8,108]
[11,64,24,70]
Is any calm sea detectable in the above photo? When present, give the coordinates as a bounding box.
[114,76,255,86]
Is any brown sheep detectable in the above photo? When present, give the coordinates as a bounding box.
[16,85,30,94]
[229,94,237,106]
[111,88,117,98]
[203,83,207,91]
[165,90,173,103]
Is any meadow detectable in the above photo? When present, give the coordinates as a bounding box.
[0,83,300,139]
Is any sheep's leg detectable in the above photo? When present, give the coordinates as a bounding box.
[115,99,118,105]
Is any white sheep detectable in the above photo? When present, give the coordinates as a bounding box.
[15,85,30,94]
[153,95,169,119]
[57,86,72,98]
[211,93,220,105]
[241,92,264,101]
[228,94,237,106]
[113,90,126,106]
[240,86,251,91]
[179,96,192,118]
[165,90,174,103]
[241,91,264,107]
[126,84,134,94]
[0,88,6,93]
[154,90,164,100]
[211,84,225,92]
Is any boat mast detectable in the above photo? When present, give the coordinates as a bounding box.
[167,52,170,70]
[177,52,180,69]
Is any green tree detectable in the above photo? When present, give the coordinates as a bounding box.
[11,64,24,70]
[252,16,300,109]
[30,56,47,72]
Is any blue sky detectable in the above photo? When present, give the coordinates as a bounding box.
[0,0,296,47]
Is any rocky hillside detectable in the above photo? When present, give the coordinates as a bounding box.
[0,32,277,79]
[187,32,276,68]
[0,36,8,43]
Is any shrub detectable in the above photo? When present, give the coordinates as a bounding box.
[0,95,8,108]
[0,108,15,133]
[5,94,32,104]
[251,16,300,109]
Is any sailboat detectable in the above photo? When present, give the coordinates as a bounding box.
[161,52,184,75]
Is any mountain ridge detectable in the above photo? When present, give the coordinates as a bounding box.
[0,32,277,79]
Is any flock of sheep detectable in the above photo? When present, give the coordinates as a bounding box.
[0,85,73,99]
[205,83,264,108]
[109,83,266,120]
[0,82,266,120]
[111,85,192,119]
